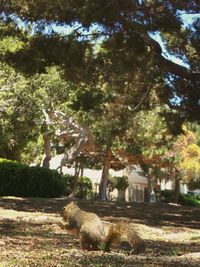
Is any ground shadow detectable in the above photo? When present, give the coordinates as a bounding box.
[1,197,200,229]
[1,219,199,257]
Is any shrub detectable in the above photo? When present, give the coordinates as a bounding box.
[161,190,175,203]
[188,179,200,190]
[109,175,129,190]
[179,194,200,207]
[0,158,71,197]
[161,189,200,207]
[76,176,93,199]
[62,173,74,196]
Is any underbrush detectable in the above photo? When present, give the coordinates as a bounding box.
[162,189,200,207]
[0,158,93,198]
[179,194,200,207]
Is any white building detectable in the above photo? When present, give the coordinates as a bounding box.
[124,165,148,202]
[49,155,188,202]
[160,179,188,194]
[49,155,148,201]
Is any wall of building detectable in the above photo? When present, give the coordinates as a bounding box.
[51,156,148,201]
[160,179,188,194]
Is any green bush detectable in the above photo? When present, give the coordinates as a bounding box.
[196,194,200,201]
[109,175,129,190]
[62,173,74,196]
[76,176,93,199]
[179,194,200,207]
[161,190,175,203]
[188,179,200,190]
[0,158,71,197]
[161,189,200,207]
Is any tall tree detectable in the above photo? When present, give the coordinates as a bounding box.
[0,2,199,200]
[163,127,200,202]
[0,1,199,122]
[0,62,42,161]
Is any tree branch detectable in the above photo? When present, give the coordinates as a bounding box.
[132,86,152,112]
[158,56,200,81]
[119,16,200,81]
[41,108,94,170]
[144,34,200,81]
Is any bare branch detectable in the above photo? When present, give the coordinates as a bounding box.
[0,87,11,92]
[41,108,94,170]
[132,86,152,112]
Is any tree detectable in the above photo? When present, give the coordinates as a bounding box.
[125,110,200,203]
[0,59,76,164]
[109,175,129,202]
[163,127,200,202]
[1,2,200,200]
[121,106,176,202]
[0,62,42,161]
[0,1,199,122]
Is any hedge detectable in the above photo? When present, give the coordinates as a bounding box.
[0,158,94,199]
[0,158,70,197]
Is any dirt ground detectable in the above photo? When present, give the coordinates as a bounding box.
[0,197,200,267]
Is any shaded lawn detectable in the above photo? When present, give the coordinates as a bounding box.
[1,197,200,229]
[0,197,200,267]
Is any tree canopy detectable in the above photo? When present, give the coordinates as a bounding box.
[0,1,200,200]
[0,0,199,122]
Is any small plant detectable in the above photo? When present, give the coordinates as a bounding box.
[62,173,74,196]
[110,175,129,190]
[76,176,93,199]
[161,190,175,203]
[179,193,200,207]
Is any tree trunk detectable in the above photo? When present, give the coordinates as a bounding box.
[99,149,112,201]
[80,165,84,177]
[173,175,180,204]
[146,176,156,203]
[68,161,80,198]
[42,133,51,168]
[117,189,126,202]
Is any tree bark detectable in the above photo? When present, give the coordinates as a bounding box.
[99,149,112,201]
[146,177,151,203]
[117,189,126,202]
[173,175,180,204]
[146,176,156,203]
[42,108,94,170]
[68,161,80,198]
[41,132,51,168]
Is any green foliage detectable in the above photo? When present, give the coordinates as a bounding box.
[179,194,200,207]
[76,176,93,199]
[0,62,72,163]
[161,190,175,203]
[161,189,200,207]
[0,0,199,123]
[0,158,94,199]
[188,179,200,190]
[109,175,129,190]
[163,127,200,184]
[67,85,105,113]
[0,158,15,163]
[62,173,74,196]
[0,158,69,197]
[0,62,42,161]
